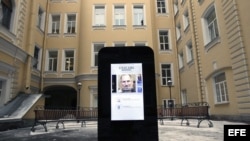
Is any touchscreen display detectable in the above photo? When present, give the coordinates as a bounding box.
[111,63,144,121]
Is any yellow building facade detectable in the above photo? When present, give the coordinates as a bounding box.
[0,0,249,122]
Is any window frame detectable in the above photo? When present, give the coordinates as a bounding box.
[33,45,42,70]
[46,50,58,72]
[158,29,171,51]
[162,99,175,108]
[178,51,184,69]
[181,89,187,106]
[183,9,189,30]
[93,5,106,27]
[134,42,147,47]
[64,13,77,34]
[1,0,12,30]
[175,23,181,40]
[201,5,220,47]
[156,0,167,14]
[51,14,61,34]
[173,0,179,15]
[48,14,61,34]
[113,5,126,26]
[160,63,173,86]
[113,42,126,47]
[186,41,193,63]
[62,49,75,71]
[133,4,145,26]
[92,43,105,67]
[37,6,46,31]
[213,72,229,104]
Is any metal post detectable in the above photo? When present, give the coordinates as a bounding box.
[167,80,173,120]
[77,82,82,111]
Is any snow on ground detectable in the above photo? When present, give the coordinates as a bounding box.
[0,120,248,141]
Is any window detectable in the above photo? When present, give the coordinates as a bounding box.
[183,10,189,30]
[176,23,181,40]
[63,50,74,71]
[48,14,60,34]
[207,9,219,41]
[134,42,146,46]
[114,5,125,26]
[33,46,42,70]
[47,50,58,71]
[161,64,172,86]
[1,0,12,29]
[93,43,104,66]
[214,72,229,103]
[157,0,166,14]
[133,5,144,26]
[186,41,193,63]
[50,0,63,2]
[181,89,187,106]
[173,0,179,15]
[65,14,76,34]
[159,30,170,51]
[114,42,125,47]
[202,6,219,45]
[94,5,105,26]
[178,52,184,69]
[163,99,175,108]
[37,7,45,31]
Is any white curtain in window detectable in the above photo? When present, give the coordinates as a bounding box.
[95,6,105,26]
[133,6,143,25]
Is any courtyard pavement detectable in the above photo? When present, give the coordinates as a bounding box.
[0,119,248,141]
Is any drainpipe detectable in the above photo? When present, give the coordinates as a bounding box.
[39,0,49,93]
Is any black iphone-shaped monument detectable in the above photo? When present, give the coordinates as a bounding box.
[98,47,159,141]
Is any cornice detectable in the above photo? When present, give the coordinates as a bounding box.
[75,74,98,82]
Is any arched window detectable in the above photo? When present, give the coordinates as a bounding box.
[1,0,12,29]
